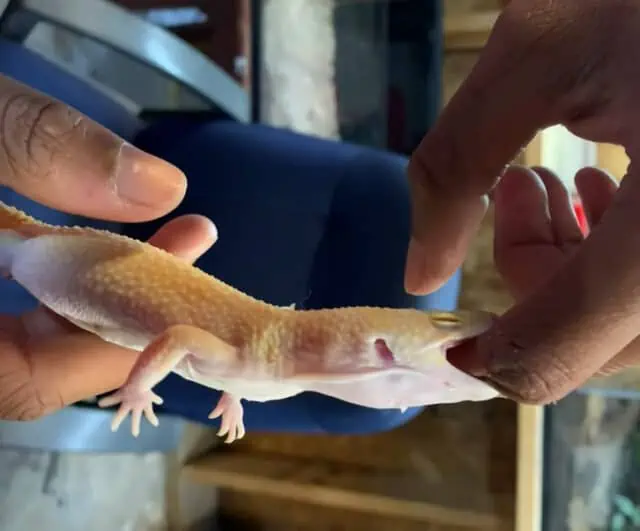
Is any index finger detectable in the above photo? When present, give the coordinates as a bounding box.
[404,1,589,294]
[0,75,186,222]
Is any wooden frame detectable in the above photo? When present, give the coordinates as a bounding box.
[515,126,600,531]
[444,9,500,51]
[184,451,509,529]
[516,404,544,531]
[514,134,544,531]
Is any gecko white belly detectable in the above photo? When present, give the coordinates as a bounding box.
[303,366,499,409]
[69,316,306,402]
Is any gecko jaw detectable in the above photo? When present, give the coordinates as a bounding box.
[441,339,466,355]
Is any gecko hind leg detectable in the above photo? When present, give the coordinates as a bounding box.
[98,324,238,438]
[208,392,245,443]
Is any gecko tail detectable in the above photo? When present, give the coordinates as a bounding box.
[0,200,53,233]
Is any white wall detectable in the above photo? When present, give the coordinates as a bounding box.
[540,125,597,194]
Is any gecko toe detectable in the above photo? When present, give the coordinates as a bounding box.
[217,420,230,438]
[144,404,159,427]
[100,388,162,437]
[151,392,164,405]
[234,422,244,442]
[208,404,223,419]
[98,393,123,408]
[110,407,130,432]
[223,419,245,444]
[131,409,143,437]
[210,393,244,443]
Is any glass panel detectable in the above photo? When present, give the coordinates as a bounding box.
[542,136,637,531]
[256,0,442,153]
[544,391,640,531]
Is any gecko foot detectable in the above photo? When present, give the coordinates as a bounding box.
[98,387,164,438]
[208,393,245,444]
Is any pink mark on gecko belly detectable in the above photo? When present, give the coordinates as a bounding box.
[374,338,395,367]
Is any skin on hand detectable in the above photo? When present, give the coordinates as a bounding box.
[405,0,640,403]
[447,166,640,393]
[0,75,217,420]
[0,76,187,220]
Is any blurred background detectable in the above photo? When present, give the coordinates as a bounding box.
[0,1,635,531]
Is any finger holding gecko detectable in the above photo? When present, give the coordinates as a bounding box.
[0,214,217,421]
[0,72,211,421]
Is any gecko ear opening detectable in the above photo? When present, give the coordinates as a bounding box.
[374,338,395,366]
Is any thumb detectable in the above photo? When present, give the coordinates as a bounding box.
[0,75,186,222]
[405,0,599,294]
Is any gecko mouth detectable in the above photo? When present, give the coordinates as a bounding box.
[441,338,469,353]
[441,343,455,356]
[441,315,495,354]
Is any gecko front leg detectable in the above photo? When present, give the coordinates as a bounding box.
[208,392,245,443]
[98,324,238,438]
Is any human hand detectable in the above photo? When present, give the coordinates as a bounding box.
[404,0,640,403]
[465,165,640,394]
[0,75,216,420]
[485,165,640,376]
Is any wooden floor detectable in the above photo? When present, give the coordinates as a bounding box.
[185,400,518,530]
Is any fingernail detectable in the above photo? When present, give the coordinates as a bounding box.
[404,238,428,294]
[115,143,187,207]
[204,217,219,242]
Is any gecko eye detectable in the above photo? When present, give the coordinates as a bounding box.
[430,312,463,328]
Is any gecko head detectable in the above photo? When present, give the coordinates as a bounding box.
[428,309,495,347]
[371,309,495,370]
